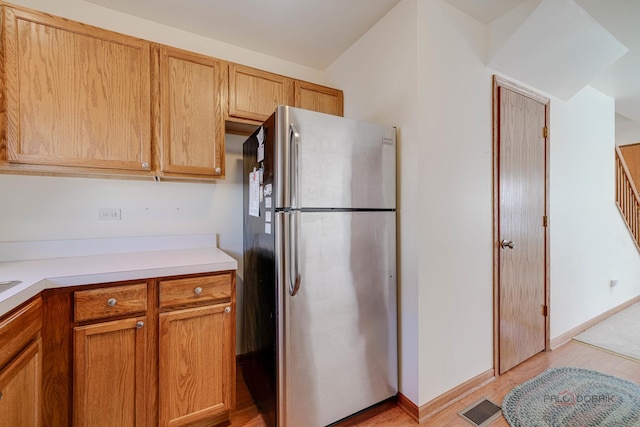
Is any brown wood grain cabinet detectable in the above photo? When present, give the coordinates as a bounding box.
[73,317,148,427]
[0,338,42,427]
[294,80,344,117]
[0,3,343,179]
[227,63,344,125]
[72,283,149,427]
[35,271,235,427]
[156,46,225,179]
[158,273,236,427]
[228,64,295,123]
[0,297,43,427]
[159,304,234,427]
[3,6,152,175]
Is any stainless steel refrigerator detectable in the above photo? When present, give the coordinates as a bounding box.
[242,106,397,427]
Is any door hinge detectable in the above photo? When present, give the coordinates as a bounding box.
[543,215,548,227]
[543,127,548,138]
[542,305,548,317]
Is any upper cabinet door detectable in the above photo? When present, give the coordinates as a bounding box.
[228,64,294,123]
[4,6,152,171]
[157,46,225,178]
[294,81,344,117]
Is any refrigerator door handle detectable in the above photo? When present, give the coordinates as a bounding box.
[289,210,301,296]
[289,124,301,209]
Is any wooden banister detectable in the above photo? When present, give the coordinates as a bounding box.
[615,146,640,252]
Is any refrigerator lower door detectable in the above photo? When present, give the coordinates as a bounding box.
[280,210,397,427]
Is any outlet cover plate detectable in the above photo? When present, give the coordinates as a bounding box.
[98,208,121,221]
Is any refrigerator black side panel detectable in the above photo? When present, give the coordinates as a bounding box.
[242,113,277,427]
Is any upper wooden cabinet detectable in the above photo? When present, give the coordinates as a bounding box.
[228,64,294,123]
[157,46,225,178]
[295,81,344,117]
[227,64,344,125]
[3,6,152,173]
[0,4,344,179]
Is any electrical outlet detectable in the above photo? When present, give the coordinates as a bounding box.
[98,208,121,221]
[610,279,619,287]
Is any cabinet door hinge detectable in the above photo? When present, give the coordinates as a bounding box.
[542,305,548,317]
[543,127,548,138]
[543,215,548,227]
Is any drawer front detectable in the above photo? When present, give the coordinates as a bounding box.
[74,283,147,322]
[159,273,231,309]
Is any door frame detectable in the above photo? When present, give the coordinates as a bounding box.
[492,75,551,375]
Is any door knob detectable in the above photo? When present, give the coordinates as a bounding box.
[500,240,515,249]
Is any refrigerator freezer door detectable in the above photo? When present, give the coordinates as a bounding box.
[275,106,396,210]
[280,210,398,427]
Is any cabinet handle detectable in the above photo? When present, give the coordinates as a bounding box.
[107,298,117,307]
[194,287,203,295]
[0,390,3,400]
[224,306,231,314]
[215,167,221,174]
[136,321,144,329]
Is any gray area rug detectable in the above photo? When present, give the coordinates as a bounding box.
[502,367,640,426]
[573,302,640,362]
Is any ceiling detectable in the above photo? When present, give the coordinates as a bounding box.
[84,0,640,127]
[83,0,401,70]
[448,0,640,125]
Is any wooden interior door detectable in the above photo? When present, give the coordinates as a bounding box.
[494,77,549,374]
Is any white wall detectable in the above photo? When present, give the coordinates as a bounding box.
[417,0,494,404]
[329,0,640,409]
[616,120,640,146]
[0,135,243,264]
[327,0,421,403]
[549,86,640,337]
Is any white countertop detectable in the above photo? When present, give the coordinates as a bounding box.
[0,246,237,316]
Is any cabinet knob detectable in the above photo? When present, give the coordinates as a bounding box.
[142,162,150,169]
[107,298,117,307]
[194,287,203,295]
[136,321,144,329]
[224,306,231,314]
[215,167,221,174]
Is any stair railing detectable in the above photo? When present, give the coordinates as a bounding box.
[615,146,640,252]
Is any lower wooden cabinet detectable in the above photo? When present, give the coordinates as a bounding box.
[0,297,43,427]
[39,271,235,427]
[159,304,234,427]
[73,317,147,427]
[0,338,42,427]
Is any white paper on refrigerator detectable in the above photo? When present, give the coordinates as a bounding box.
[249,170,260,217]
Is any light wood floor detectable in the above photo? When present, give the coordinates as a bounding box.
[226,341,640,426]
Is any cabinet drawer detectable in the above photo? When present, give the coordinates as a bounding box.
[159,274,231,309]
[74,283,147,322]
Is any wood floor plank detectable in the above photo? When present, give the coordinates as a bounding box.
[228,340,639,426]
